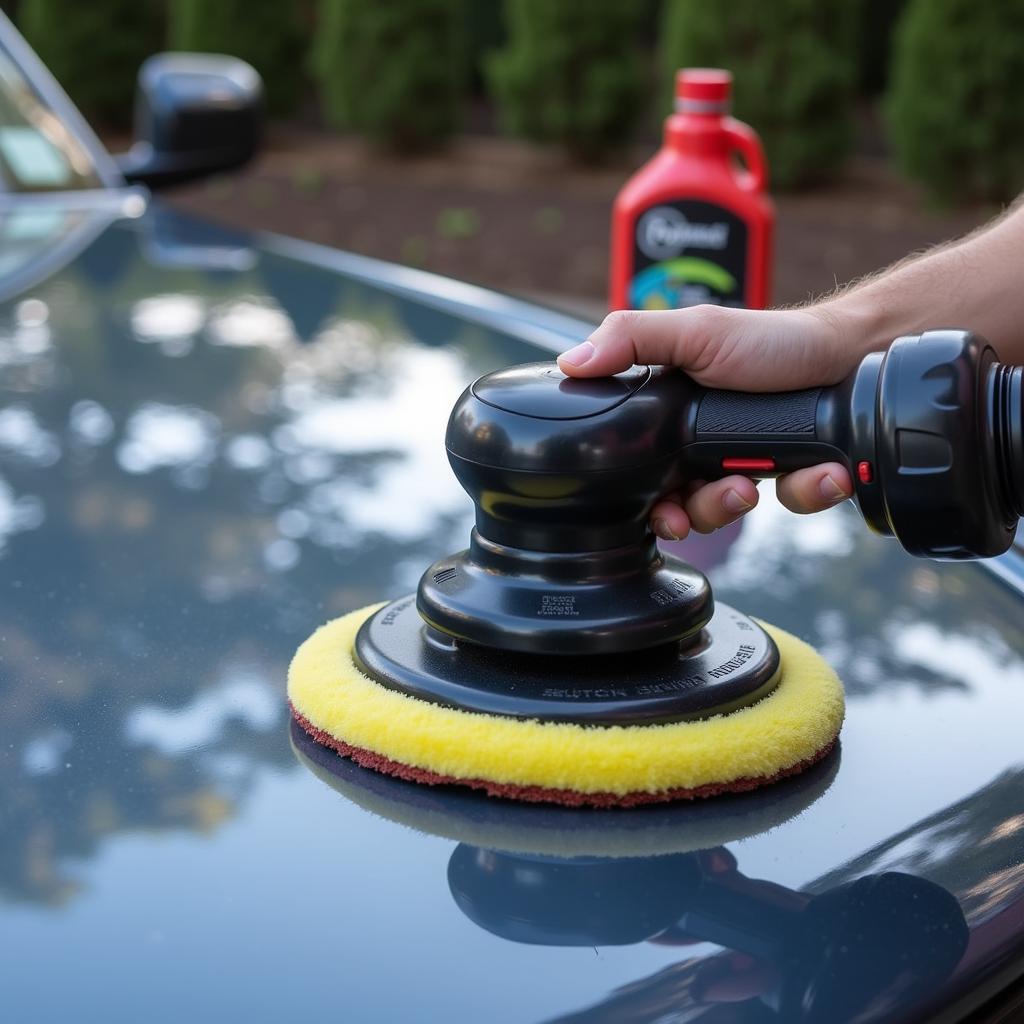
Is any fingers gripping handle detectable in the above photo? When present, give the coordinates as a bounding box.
[684,384,851,478]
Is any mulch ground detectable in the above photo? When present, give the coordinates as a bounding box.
[169,127,995,317]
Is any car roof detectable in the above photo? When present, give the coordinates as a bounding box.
[3,201,1024,1022]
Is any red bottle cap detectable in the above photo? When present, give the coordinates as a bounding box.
[675,68,732,113]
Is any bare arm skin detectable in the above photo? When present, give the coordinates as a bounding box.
[558,199,1024,541]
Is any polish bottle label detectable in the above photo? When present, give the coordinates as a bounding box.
[629,200,747,309]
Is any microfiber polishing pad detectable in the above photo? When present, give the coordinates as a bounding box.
[288,604,844,808]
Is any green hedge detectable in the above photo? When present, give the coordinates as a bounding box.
[20,0,162,128]
[168,0,307,116]
[887,0,1024,203]
[312,0,465,153]
[487,0,646,164]
[660,0,858,188]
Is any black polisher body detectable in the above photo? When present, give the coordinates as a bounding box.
[357,330,1024,726]
[356,361,785,725]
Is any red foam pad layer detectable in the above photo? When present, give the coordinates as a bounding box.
[290,704,837,809]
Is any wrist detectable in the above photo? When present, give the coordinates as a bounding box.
[808,289,897,378]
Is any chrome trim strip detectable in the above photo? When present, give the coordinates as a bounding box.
[982,541,1024,596]
[258,232,596,354]
[0,187,148,213]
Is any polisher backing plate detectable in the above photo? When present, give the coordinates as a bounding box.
[287,604,844,808]
[354,596,782,725]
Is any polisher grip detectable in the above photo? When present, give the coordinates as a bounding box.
[695,386,822,435]
[683,382,849,478]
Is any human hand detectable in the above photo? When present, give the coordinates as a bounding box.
[557,305,859,540]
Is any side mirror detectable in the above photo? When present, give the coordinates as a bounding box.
[117,53,263,189]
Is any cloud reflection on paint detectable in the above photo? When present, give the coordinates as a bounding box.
[0,476,43,551]
[267,338,469,543]
[117,403,219,475]
[124,671,280,756]
[207,296,295,350]
[0,404,59,464]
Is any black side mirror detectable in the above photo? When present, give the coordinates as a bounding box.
[117,53,263,189]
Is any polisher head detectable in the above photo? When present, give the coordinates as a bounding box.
[288,362,845,806]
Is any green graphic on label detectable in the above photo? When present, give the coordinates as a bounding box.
[630,258,737,310]
[630,200,747,309]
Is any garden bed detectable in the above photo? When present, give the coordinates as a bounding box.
[170,127,994,317]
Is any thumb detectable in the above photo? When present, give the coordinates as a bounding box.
[557,308,719,377]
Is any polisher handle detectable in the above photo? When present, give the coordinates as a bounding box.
[680,383,852,479]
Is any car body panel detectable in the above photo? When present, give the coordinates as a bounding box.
[3,203,1024,1022]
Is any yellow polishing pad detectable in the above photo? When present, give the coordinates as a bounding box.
[288,604,844,807]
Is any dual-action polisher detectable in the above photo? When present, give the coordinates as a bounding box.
[289,329,1024,806]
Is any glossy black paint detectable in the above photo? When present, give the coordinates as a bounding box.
[4,200,1024,1022]
[449,849,969,1021]
[291,725,971,1022]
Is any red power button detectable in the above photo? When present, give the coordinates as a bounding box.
[857,460,873,484]
[722,457,776,473]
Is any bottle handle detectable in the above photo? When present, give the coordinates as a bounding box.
[723,119,768,193]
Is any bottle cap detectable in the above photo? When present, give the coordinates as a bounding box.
[675,68,732,114]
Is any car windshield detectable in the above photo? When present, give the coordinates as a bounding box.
[0,42,103,192]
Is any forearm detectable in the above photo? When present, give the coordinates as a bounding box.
[816,197,1024,364]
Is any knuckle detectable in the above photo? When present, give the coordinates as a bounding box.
[602,309,641,336]
[687,304,725,331]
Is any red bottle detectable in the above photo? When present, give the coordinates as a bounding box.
[609,69,774,312]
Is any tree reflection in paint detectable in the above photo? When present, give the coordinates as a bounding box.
[0,214,534,903]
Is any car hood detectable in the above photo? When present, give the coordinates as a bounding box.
[3,198,1024,1023]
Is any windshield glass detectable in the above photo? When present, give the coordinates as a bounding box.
[0,45,102,192]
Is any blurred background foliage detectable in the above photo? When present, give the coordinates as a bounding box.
[312,0,467,153]
[4,0,1024,200]
[661,0,859,189]
[887,0,1024,204]
[18,0,164,126]
[486,0,646,163]
[167,0,307,116]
